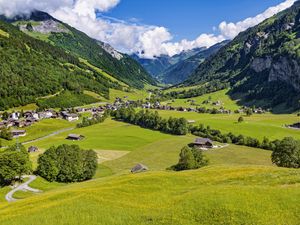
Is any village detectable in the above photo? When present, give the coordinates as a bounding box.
[0,95,268,141]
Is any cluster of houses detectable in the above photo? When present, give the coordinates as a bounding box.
[139,101,267,115]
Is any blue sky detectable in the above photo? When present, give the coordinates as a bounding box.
[105,0,284,41]
[7,0,291,58]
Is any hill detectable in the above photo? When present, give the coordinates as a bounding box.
[0,165,299,225]
[4,11,156,89]
[185,1,300,112]
[0,19,120,110]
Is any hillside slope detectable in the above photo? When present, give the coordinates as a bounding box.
[0,19,120,110]
[186,1,300,112]
[5,11,156,89]
[0,166,299,225]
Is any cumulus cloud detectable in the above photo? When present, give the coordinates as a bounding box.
[0,0,296,58]
[219,0,297,39]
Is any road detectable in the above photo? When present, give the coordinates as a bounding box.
[22,127,74,145]
[5,175,41,202]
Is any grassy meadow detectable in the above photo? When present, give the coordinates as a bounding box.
[162,89,240,110]
[0,166,299,225]
[1,88,300,224]
[155,110,300,141]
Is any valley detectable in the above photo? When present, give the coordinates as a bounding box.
[1,1,300,224]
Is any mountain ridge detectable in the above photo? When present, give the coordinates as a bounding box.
[185,1,300,112]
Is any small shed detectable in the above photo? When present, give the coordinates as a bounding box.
[28,146,39,153]
[192,138,213,148]
[66,134,85,141]
[11,130,27,138]
[131,164,148,173]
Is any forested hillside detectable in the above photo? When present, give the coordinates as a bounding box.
[186,1,300,112]
[0,19,120,110]
[7,11,156,89]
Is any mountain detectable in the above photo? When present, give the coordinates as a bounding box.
[132,47,205,80]
[185,1,300,112]
[161,41,229,84]
[0,18,121,110]
[3,11,156,89]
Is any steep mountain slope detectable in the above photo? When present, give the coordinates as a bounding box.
[161,41,229,84]
[186,1,300,112]
[132,47,205,79]
[5,11,156,89]
[0,19,119,110]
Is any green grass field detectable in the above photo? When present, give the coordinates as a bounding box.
[163,89,240,110]
[1,117,300,224]
[0,165,299,225]
[24,119,171,151]
[0,119,74,147]
[155,110,300,141]
[109,88,150,102]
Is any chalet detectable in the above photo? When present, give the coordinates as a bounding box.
[11,130,27,138]
[66,134,84,141]
[131,163,148,173]
[64,114,79,122]
[28,146,39,153]
[38,111,53,119]
[191,138,214,149]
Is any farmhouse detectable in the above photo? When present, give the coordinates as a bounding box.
[28,146,39,153]
[11,129,27,138]
[66,134,85,141]
[191,138,214,149]
[131,164,148,173]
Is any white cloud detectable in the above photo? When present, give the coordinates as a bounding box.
[0,0,297,58]
[219,0,296,39]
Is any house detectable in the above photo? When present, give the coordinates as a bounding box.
[191,138,214,149]
[131,163,148,173]
[63,113,79,122]
[11,130,27,138]
[66,134,84,141]
[28,146,39,153]
[38,111,53,119]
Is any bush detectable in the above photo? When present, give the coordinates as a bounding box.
[36,144,97,182]
[271,137,300,168]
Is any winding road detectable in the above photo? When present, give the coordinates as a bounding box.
[5,175,41,202]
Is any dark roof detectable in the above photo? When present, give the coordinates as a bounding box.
[194,138,213,145]
[131,163,148,173]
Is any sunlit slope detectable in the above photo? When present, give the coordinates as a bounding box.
[0,166,299,225]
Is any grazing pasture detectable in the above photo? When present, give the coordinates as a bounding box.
[0,166,299,225]
[155,110,300,141]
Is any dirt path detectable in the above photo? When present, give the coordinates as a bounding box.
[5,175,41,202]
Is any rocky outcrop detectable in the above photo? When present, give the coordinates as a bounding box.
[98,42,123,60]
[269,56,300,91]
[20,20,68,34]
[251,57,272,73]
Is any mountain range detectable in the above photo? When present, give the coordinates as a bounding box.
[132,42,228,84]
[1,1,300,112]
[1,11,156,89]
[185,1,300,112]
